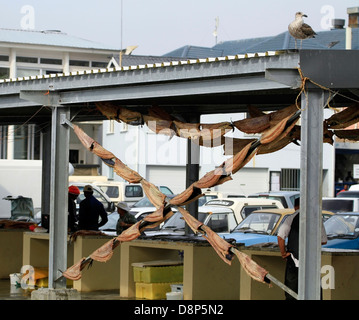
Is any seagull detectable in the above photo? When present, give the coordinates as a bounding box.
[288,12,316,49]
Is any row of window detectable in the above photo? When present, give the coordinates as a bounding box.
[0,55,108,68]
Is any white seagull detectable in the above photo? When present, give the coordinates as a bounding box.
[288,12,316,49]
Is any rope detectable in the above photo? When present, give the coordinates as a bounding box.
[296,67,359,112]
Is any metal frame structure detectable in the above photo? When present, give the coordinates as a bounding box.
[0,49,358,299]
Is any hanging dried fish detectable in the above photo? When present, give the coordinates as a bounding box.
[334,129,359,141]
[169,183,203,206]
[113,158,142,184]
[147,106,174,121]
[326,104,359,129]
[223,141,254,175]
[62,257,91,281]
[194,167,225,189]
[260,114,292,145]
[140,207,175,231]
[176,206,203,234]
[222,137,256,156]
[73,124,95,151]
[95,101,121,120]
[233,114,271,134]
[141,179,166,208]
[200,225,234,265]
[143,115,176,137]
[232,248,269,284]
[90,238,116,262]
[115,221,141,242]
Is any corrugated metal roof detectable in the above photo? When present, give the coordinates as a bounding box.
[0,28,120,51]
[0,50,286,84]
[163,45,224,59]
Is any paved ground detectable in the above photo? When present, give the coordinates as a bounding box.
[0,279,124,300]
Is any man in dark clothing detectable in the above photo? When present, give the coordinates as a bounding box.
[78,185,108,231]
[277,198,327,300]
[68,185,80,232]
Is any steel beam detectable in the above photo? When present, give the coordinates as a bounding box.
[48,106,70,289]
[298,89,325,300]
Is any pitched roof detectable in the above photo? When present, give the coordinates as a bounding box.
[164,28,359,58]
[163,45,224,58]
[0,28,120,51]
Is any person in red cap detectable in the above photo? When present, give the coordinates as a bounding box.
[68,185,80,232]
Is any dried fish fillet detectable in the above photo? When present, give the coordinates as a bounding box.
[201,225,234,265]
[73,124,95,150]
[176,206,203,234]
[115,221,141,242]
[89,239,116,262]
[113,158,142,184]
[334,129,359,141]
[223,141,253,175]
[326,104,359,129]
[62,258,90,281]
[232,248,269,284]
[141,179,166,208]
[169,183,203,206]
[233,114,271,134]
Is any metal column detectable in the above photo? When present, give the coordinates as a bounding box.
[185,114,200,234]
[298,89,324,300]
[48,106,70,289]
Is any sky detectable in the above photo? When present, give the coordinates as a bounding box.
[0,1,358,55]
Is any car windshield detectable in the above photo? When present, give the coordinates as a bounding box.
[322,199,354,213]
[132,194,175,208]
[232,212,281,235]
[162,212,208,230]
[324,214,359,239]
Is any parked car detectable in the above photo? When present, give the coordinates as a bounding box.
[129,194,176,221]
[337,191,359,198]
[203,197,284,223]
[144,197,284,238]
[323,212,359,249]
[220,209,295,245]
[322,197,359,213]
[221,209,333,246]
[144,204,239,237]
[198,190,246,206]
[247,191,300,208]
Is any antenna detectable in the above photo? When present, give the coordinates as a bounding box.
[120,0,123,67]
[213,16,219,45]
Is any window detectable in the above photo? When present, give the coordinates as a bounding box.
[40,58,62,65]
[0,67,9,79]
[280,168,300,191]
[69,150,79,164]
[92,61,108,68]
[69,60,89,67]
[0,55,9,61]
[125,185,143,197]
[16,56,38,63]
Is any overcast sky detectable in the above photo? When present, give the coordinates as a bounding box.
[0,1,358,55]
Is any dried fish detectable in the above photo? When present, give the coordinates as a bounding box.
[90,238,116,262]
[326,104,359,129]
[141,179,166,208]
[176,206,203,234]
[200,225,234,265]
[169,183,203,206]
[113,158,142,184]
[232,248,269,284]
[233,114,271,134]
[62,257,91,281]
[334,129,359,141]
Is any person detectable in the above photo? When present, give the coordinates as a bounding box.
[277,198,327,300]
[68,185,80,232]
[115,201,137,235]
[78,185,108,231]
[337,184,349,196]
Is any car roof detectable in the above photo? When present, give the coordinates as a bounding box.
[249,208,295,215]
[331,211,359,216]
[249,191,300,196]
[199,205,234,214]
[205,197,282,205]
